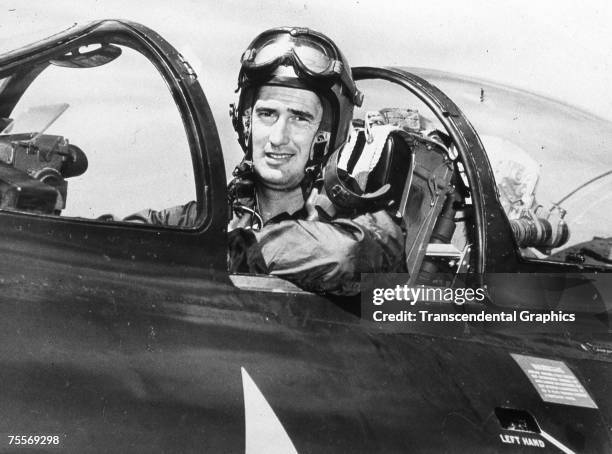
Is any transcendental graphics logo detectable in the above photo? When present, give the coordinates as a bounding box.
[361,274,579,332]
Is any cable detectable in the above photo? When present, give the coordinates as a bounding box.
[555,170,612,205]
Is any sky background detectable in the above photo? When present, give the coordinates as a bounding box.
[3,0,612,121]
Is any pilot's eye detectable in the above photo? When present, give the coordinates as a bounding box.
[289,114,316,129]
[255,109,277,124]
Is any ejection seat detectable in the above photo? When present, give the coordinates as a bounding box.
[354,124,464,285]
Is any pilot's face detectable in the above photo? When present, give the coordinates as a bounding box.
[251,85,323,191]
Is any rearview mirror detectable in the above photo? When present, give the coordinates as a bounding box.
[50,43,122,68]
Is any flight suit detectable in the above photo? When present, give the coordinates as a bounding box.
[128,198,404,296]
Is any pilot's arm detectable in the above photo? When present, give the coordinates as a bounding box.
[229,210,404,295]
[119,201,198,227]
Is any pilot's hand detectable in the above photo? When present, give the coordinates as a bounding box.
[228,211,253,231]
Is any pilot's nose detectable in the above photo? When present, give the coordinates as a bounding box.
[268,116,290,147]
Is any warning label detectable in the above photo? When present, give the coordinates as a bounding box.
[511,354,598,409]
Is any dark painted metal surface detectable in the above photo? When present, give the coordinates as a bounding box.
[1,248,610,452]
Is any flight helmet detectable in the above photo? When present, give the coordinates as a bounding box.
[231,26,364,170]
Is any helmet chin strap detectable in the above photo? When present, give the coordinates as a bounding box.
[309,131,330,163]
[298,129,331,199]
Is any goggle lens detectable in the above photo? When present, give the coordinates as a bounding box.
[246,34,335,74]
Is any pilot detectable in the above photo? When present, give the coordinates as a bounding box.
[131,27,405,295]
[225,27,404,294]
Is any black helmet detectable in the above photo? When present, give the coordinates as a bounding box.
[231,26,363,168]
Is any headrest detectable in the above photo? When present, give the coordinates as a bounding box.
[322,124,413,212]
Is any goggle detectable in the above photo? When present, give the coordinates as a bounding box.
[239,27,363,106]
